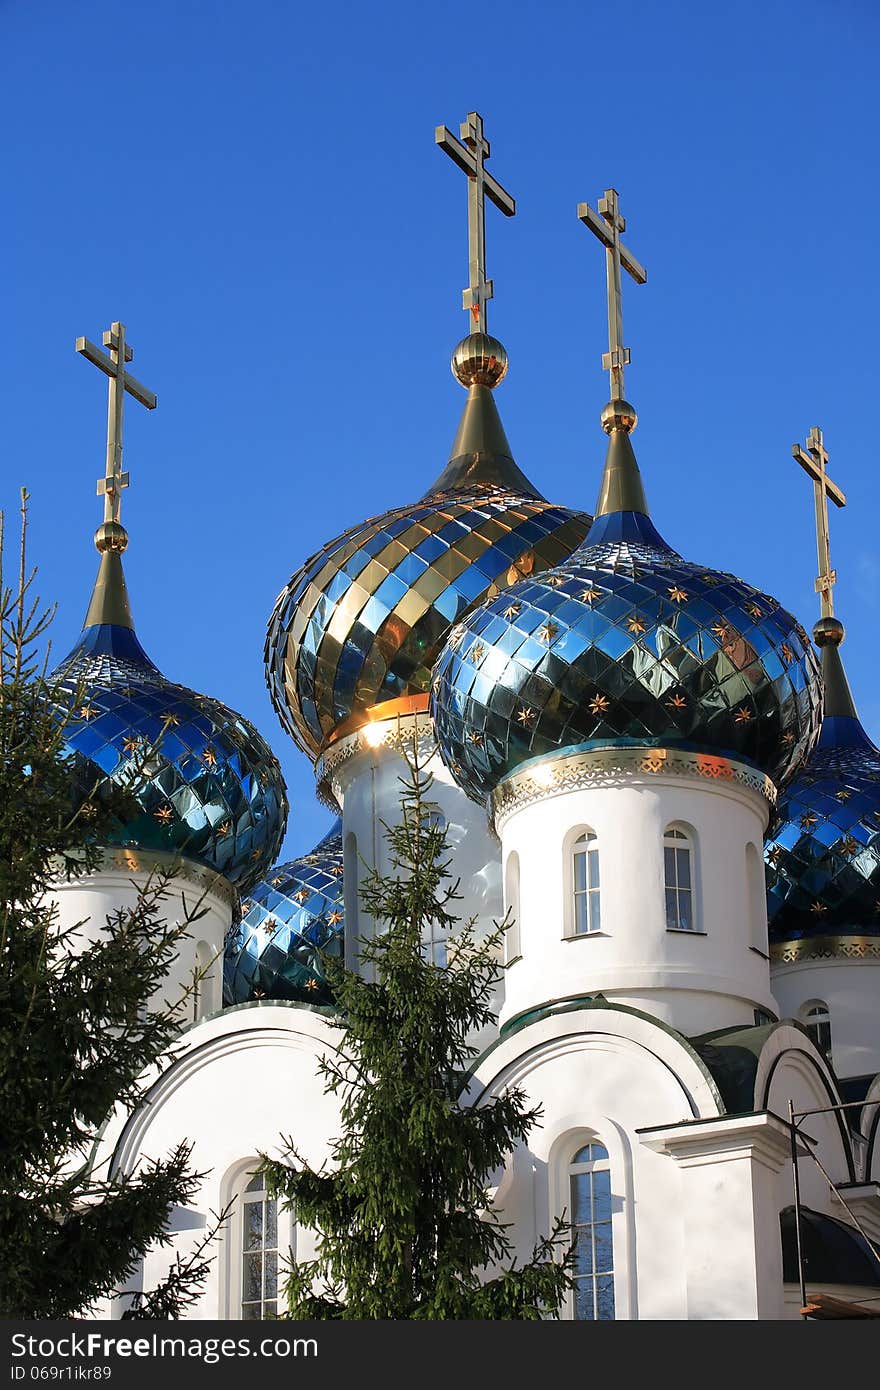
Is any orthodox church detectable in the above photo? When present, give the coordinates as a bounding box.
[53,113,880,1321]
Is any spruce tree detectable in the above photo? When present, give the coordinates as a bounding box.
[263,743,572,1319]
[0,494,215,1318]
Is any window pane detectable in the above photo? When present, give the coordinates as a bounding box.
[264,1251,278,1299]
[574,893,588,936]
[265,1199,278,1250]
[596,1275,615,1320]
[245,1175,263,1193]
[244,1202,263,1250]
[571,1145,592,1165]
[574,852,587,893]
[677,888,692,931]
[570,1172,591,1224]
[594,1222,614,1275]
[573,1279,595,1321]
[665,888,679,930]
[263,1301,277,1318]
[588,891,601,934]
[588,849,600,890]
[242,1253,262,1302]
[664,846,677,889]
[572,1232,594,1277]
[241,1303,261,1321]
[591,1166,611,1211]
[590,1143,608,1161]
[676,847,691,890]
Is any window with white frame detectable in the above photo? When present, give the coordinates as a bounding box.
[664,825,695,931]
[571,831,601,935]
[569,1142,615,1320]
[802,1001,832,1060]
[240,1174,279,1319]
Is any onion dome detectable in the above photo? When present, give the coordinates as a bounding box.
[55,522,288,895]
[265,332,591,759]
[431,400,823,806]
[223,821,344,1005]
[766,618,880,952]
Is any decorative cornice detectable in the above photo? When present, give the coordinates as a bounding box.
[492,745,777,830]
[321,693,430,752]
[771,934,880,965]
[638,1111,792,1172]
[52,845,238,914]
[315,707,438,807]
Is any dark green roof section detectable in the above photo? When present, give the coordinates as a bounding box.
[689,1022,777,1115]
[468,992,726,1114]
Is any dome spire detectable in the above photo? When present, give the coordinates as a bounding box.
[793,425,859,724]
[578,186,658,541]
[429,110,541,498]
[75,321,157,630]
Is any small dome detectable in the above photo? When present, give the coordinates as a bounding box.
[266,335,590,758]
[431,421,822,805]
[55,620,288,894]
[223,821,344,1005]
[767,623,880,948]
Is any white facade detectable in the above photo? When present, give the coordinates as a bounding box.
[78,729,880,1322]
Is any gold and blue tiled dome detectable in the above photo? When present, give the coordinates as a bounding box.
[766,618,880,956]
[55,525,287,896]
[430,403,823,806]
[223,820,344,1006]
[265,333,592,759]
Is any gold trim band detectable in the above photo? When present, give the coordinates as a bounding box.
[771,935,880,964]
[492,745,777,829]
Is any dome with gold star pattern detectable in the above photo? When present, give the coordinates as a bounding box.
[265,333,591,759]
[223,820,344,1005]
[430,405,823,806]
[766,618,880,953]
[55,539,288,895]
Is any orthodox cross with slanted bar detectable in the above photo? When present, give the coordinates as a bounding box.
[435,111,516,335]
[792,425,846,619]
[76,322,156,527]
[577,188,647,402]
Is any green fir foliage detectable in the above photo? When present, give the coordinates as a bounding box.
[0,493,214,1318]
[262,743,572,1318]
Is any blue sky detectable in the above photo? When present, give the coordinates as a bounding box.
[3,0,878,860]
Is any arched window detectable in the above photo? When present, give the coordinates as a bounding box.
[801,1001,832,1060]
[240,1173,280,1320]
[570,831,601,936]
[569,1142,615,1320]
[745,842,767,953]
[504,852,521,963]
[664,825,695,932]
[193,940,213,1021]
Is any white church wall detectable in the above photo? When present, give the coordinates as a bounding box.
[497,767,775,1035]
[94,1004,344,1320]
[51,851,234,1024]
[466,1006,736,1320]
[771,958,880,1081]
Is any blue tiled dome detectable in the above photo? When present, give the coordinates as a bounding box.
[223,821,344,1005]
[431,424,823,805]
[766,621,880,948]
[55,621,288,894]
[265,338,591,758]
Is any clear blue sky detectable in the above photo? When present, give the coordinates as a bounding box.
[3,0,878,861]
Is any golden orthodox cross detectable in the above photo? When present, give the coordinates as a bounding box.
[435,111,516,334]
[792,425,846,618]
[577,188,647,400]
[75,322,157,526]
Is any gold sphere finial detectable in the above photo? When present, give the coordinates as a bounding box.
[95,521,128,555]
[813,616,845,649]
[600,399,638,435]
[451,332,509,389]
